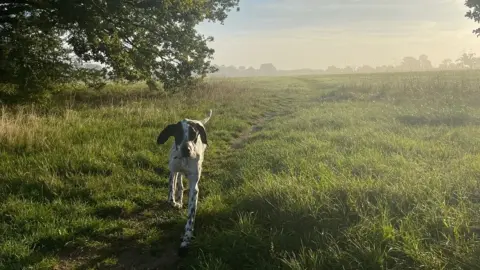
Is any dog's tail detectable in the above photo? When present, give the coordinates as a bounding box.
[202,109,213,125]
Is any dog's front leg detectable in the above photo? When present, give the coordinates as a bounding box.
[178,170,201,255]
[168,172,182,209]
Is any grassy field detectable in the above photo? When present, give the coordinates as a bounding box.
[1,70,480,269]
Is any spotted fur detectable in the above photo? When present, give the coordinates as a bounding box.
[157,110,212,255]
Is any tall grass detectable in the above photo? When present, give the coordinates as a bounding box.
[1,71,480,269]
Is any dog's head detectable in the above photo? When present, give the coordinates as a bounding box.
[157,110,212,158]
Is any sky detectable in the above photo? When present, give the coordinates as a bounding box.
[197,0,480,70]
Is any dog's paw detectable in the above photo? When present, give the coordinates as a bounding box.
[168,201,183,209]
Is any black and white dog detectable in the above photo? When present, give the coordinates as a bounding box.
[156,110,212,255]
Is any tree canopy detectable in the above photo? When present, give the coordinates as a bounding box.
[0,0,239,102]
[466,0,480,35]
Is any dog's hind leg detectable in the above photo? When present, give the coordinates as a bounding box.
[168,172,182,209]
[175,173,184,207]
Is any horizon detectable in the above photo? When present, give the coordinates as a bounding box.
[197,0,480,70]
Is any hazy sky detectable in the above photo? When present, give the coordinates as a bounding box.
[197,0,480,70]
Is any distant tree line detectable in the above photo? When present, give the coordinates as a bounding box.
[209,52,480,78]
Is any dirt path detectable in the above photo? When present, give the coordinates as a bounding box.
[231,111,278,149]
[231,94,297,149]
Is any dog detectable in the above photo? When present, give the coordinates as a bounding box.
[156,109,212,256]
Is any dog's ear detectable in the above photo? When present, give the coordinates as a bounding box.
[193,123,208,145]
[157,122,182,145]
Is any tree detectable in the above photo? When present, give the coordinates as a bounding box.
[258,63,277,76]
[245,66,256,76]
[456,52,477,69]
[225,65,238,76]
[0,0,240,102]
[439,59,454,70]
[466,0,480,36]
[418,54,433,70]
[399,56,421,71]
[342,66,354,73]
[356,65,375,73]
[0,16,75,103]
[326,65,340,74]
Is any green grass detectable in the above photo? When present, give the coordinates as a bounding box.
[1,71,480,269]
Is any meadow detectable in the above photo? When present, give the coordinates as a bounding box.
[1,70,480,269]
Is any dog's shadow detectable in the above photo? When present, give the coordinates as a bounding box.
[47,166,193,269]
[60,218,185,270]
[58,199,188,270]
